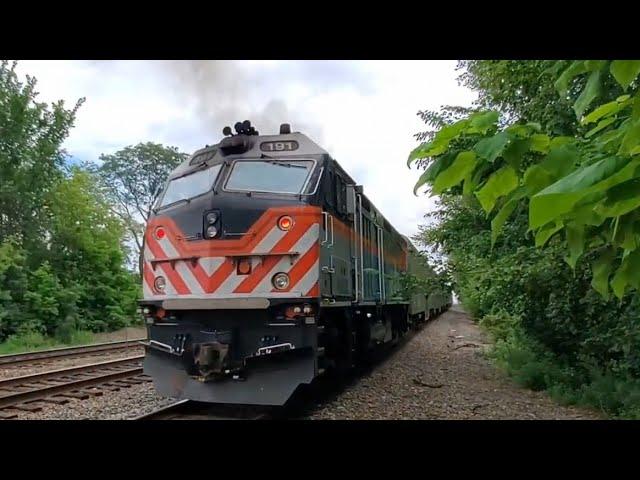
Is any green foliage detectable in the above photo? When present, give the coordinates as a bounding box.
[409,59,640,299]
[0,61,140,345]
[0,329,95,355]
[412,60,640,418]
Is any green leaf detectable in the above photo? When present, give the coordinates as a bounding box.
[413,153,456,195]
[503,138,530,171]
[526,122,542,132]
[586,117,617,138]
[565,223,585,269]
[619,120,640,155]
[463,162,488,196]
[572,201,606,226]
[595,178,640,217]
[574,70,602,119]
[408,142,430,167]
[432,151,477,194]
[408,119,472,167]
[582,101,622,125]
[633,94,640,122]
[584,60,607,71]
[591,247,615,299]
[468,111,499,134]
[610,60,640,91]
[540,144,579,179]
[474,132,512,163]
[535,220,564,247]
[475,165,519,214]
[555,61,588,96]
[611,249,640,299]
[523,165,554,195]
[490,188,526,246]
[530,134,550,154]
[529,156,635,229]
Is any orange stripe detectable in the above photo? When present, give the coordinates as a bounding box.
[145,206,322,257]
[233,220,312,293]
[206,259,237,293]
[275,244,319,293]
[145,237,191,295]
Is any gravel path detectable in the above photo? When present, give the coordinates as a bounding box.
[0,348,145,380]
[306,306,602,420]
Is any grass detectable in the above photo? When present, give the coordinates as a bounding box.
[0,330,96,355]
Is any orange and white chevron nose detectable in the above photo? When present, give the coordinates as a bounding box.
[142,206,321,300]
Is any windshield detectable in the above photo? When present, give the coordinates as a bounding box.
[225,160,314,194]
[158,164,222,208]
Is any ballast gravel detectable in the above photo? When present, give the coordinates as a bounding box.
[4,306,603,420]
[305,306,602,420]
[5,382,176,420]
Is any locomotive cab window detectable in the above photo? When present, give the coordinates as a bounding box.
[225,160,314,194]
[157,163,222,208]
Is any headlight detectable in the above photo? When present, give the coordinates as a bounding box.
[154,276,166,292]
[206,225,218,238]
[206,212,219,224]
[272,272,290,290]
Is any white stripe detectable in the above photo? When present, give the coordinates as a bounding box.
[199,257,225,276]
[158,236,204,294]
[216,257,260,293]
[143,276,154,299]
[252,225,287,253]
[175,262,204,294]
[254,224,319,293]
[143,245,154,261]
[147,240,177,296]
[291,259,319,295]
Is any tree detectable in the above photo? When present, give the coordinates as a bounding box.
[47,168,140,332]
[0,60,84,262]
[408,60,640,299]
[92,143,188,275]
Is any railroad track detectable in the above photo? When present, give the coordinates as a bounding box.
[0,355,148,419]
[0,339,145,368]
[136,400,272,420]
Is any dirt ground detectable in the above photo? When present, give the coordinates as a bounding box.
[308,305,602,419]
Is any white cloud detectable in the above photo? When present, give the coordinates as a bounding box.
[13,60,476,237]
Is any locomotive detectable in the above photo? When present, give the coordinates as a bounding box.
[140,121,451,406]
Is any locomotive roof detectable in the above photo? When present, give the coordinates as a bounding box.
[170,132,329,179]
[169,130,410,245]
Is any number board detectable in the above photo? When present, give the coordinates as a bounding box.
[260,141,299,152]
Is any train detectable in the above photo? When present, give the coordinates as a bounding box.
[139,121,451,406]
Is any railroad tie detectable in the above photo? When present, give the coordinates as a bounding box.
[111,381,135,388]
[118,379,142,385]
[41,396,70,405]
[82,388,104,397]
[58,391,90,400]
[0,410,19,419]
[11,403,44,412]
[100,384,122,391]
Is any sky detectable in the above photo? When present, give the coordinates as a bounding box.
[15,60,477,239]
